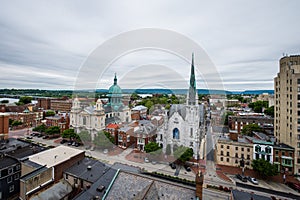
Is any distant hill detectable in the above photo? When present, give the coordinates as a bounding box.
[97,89,274,95]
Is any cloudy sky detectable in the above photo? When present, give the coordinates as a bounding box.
[0,0,299,91]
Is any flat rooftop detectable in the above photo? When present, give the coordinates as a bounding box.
[28,146,84,168]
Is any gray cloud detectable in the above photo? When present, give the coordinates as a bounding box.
[0,0,299,91]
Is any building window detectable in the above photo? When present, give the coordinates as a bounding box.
[190,128,193,137]
[221,151,223,156]
[235,153,238,158]
[16,165,20,171]
[265,146,271,154]
[227,152,230,156]
[66,174,68,179]
[9,185,14,193]
[235,160,238,164]
[247,148,250,152]
[221,145,224,148]
[267,155,270,162]
[247,155,250,160]
[8,168,13,174]
[172,128,180,140]
[275,150,279,155]
[235,147,238,151]
[255,145,261,152]
[227,146,230,150]
[7,176,12,183]
[220,157,223,161]
[241,148,244,151]
[255,153,259,159]
[226,158,229,162]
[14,174,19,180]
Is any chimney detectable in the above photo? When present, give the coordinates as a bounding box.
[229,132,238,141]
[195,170,204,199]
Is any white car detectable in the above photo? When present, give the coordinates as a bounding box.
[248,177,258,185]
[144,157,150,163]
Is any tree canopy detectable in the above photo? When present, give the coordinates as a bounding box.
[173,146,193,163]
[17,96,32,105]
[249,101,268,113]
[93,131,115,149]
[252,159,278,178]
[144,142,160,153]
[78,130,91,142]
[33,124,47,133]
[241,124,263,136]
[45,126,60,135]
[45,110,56,117]
[62,128,79,139]
[223,111,234,125]
[264,106,274,117]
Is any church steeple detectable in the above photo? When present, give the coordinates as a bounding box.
[187,53,198,105]
[114,73,117,85]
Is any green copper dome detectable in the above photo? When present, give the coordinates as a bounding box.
[107,73,122,97]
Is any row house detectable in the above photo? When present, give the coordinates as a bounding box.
[132,120,157,151]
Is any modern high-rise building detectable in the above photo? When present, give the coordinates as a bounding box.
[274,55,300,174]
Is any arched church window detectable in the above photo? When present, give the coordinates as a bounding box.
[173,128,180,139]
[83,117,86,125]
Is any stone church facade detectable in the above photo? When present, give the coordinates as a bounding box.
[163,54,205,159]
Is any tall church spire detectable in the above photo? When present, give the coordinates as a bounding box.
[187,53,198,105]
[114,73,117,85]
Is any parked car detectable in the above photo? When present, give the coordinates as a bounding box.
[68,141,73,146]
[236,174,247,182]
[26,136,33,139]
[42,135,49,139]
[184,165,192,172]
[144,157,150,163]
[151,160,157,165]
[286,181,300,192]
[169,162,176,169]
[247,176,258,185]
[60,139,67,144]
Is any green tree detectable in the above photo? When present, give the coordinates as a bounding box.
[93,131,114,149]
[173,146,193,163]
[33,124,46,133]
[145,100,154,111]
[144,142,160,153]
[1,100,9,103]
[264,106,274,117]
[45,126,60,135]
[11,120,22,127]
[45,110,56,117]
[241,124,263,136]
[249,101,268,113]
[17,96,32,105]
[62,129,79,139]
[252,159,278,178]
[78,130,91,142]
[222,111,234,125]
[166,144,171,155]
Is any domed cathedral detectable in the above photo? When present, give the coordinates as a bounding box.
[70,74,131,140]
[104,73,131,124]
[163,54,205,159]
[70,97,106,140]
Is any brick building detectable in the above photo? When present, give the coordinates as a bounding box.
[273,143,294,175]
[50,99,72,113]
[228,115,273,134]
[0,113,9,140]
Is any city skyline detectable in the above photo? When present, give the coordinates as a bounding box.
[0,1,299,90]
